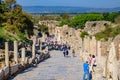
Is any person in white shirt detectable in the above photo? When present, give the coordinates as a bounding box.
[89,55,97,73]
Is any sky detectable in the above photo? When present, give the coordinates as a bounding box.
[17,0,120,8]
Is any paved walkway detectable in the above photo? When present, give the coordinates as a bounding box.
[12,51,83,80]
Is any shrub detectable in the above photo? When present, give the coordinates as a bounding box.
[95,26,120,41]
[70,13,104,29]
[80,31,89,40]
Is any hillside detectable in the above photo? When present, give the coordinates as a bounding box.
[22,6,120,13]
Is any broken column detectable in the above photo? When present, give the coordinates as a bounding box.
[5,42,9,67]
[14,41,18,64]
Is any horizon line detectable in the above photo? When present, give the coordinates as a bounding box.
[22,5,120,9]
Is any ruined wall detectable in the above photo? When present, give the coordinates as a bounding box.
[113,35,120,60]
[39,20,60,34]
[84,21,111,35]
[54,25,82,53]
[80,33,120,79]
[53,21,120,79]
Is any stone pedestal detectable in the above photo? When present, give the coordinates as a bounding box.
[14,41,18,64]
[5,42,9,67]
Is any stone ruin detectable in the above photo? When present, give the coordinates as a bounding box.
[38,20,120,80]
[0,36,50,80]
[80,34,120,80]
[39,20,60,34]
[38,20,83,54]
[54,25,83,53]
[84,21,111,35]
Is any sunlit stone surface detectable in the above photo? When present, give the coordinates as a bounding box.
[12,51,83,80]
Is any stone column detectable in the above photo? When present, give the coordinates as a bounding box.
[42,33,45,42]
[106,42,118,80]
[84,37,87,52]
[21,48,26,64]
[57,30,61,43]
[90,36,97,55]
[33,38,36,45]
[84,36,90,53]
[14,41,18,64]
[97,41,101,64]
[81,39,84,53]
[5,42,9,66]
[119,44,120,60]
[39,39,42,51]
[32,44,35,59]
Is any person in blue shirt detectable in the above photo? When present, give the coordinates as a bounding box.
[83,61,90,80]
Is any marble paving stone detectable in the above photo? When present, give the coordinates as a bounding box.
[12,51,83,80]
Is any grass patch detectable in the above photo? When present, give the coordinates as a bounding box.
[95,25,120,41]
[80,31,89,40]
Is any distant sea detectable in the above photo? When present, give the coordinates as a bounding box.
[22,6,120,14]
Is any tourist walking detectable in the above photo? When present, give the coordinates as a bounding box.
[66,50,69,56]
[63,50,66,57]
[72,49,75,57]
[88,54,92,65]
[83,61,90,80]
[89,55,97,72]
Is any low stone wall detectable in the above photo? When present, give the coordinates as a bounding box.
[4,67,9,78]
[10,64,19,75]
[84,21,111,35]
[0,69,4,80]
[0,52,50,80]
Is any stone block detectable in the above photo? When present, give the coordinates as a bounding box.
[3,66,9,79]
[0,69,4,80]
[10,64,19,75]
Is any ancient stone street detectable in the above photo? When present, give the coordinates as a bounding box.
[12,51,83,80]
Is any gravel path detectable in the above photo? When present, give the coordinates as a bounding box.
[12,50,83,80]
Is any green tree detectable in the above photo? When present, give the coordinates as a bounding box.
[60,13,70,20]
[103,12,109,21]
[38,24,49,35]
[0,0,6,26]
[19,12,34,36]
[70,13,104,29]
[1,0,34,37]
[95,26,120,41]
[5,0,16,9]
[115,15,120,24]
[103,12,118,22]
[59,20,68,27]
[59,13,70,26]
